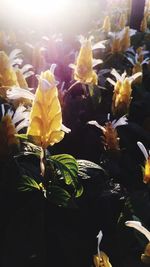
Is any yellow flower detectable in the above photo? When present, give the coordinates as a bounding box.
[140,14,148,32]
[0,104,29,159]
[0,51,18,87]
[120,26,130,52]
[93,230,112,267]
[137,141,150,184]
[70,39,98,85]
[110,26,132,53]
[16,69,28,89]
[119,13,126,30]
[27,70,65,149]
[102,16,111,33]
[93,252,112,267]
[107,69,142,115]
[111,38,121,54]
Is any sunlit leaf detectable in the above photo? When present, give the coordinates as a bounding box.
[77,160,105,179]
[18,175,41,191]
[50,154,78,185]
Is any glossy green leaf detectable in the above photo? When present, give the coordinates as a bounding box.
[49,154,78,185]
[18,175,41,192]
[77,159,105,179]
[47,185,71,207]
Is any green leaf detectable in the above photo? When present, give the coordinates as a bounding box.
[48,154,83,198]
[49,154,78,185]
[77,159,105,179]
[15,134,28,140]
[18,175,41,192]
[47,185,71,207]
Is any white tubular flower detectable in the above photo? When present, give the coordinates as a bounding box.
[88,115,128,130]
[1,104,30,132]
[7,87,35,101]
[9,49,23,66]
[125,221,150,242]
[137,141,149,161]
[107,68,142,86]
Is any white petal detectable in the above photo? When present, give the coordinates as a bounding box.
[97,230,103,260]
[9,49,22,61]
[121,71,127,81]
[1,104,5,117]
[126,57,135,66]
[125,221,150,241]
[112,115,128,128]
[69,63,75,70]
[23,71,34,79]
[15,119,29,132]
[129,28,137,36]
[135,54,138,63]
[111,69,122,81]
[21,64,33,74]
[129,72,142,83]
[13,106,29,124]
[61,124,71,133]
[88,120,105,131]
[92,41,105,50]
[107,78,116,86]
[141,58,150,65]
[50,64,57,74]
[40,78,58,91]
[107,113,111,121]
[137,141,149,160]
[92,59,103,67]
[7,87,35,101]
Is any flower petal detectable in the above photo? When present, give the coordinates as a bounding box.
[137,141,149,160]
[125,221,150,241]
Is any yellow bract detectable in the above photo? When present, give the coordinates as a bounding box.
[27,70,64,149]
[102,16,111,33]
[16,69,28,89]
[73,40,98,85]
[0,51,18,88]
[144,158,150,184]
[93,252,112,267]
[112,78,132,115]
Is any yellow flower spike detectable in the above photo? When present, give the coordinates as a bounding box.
[72,39,98,85]
[27,70,65,149]
[119,13,126,30]
[143,158,150,184]
[93,252,112,267]
[93,230,112,267]
[137,142,150,184]
[0,51,18,89]
[102,16,111,33]
[140,14,148,32]
[0,104,29,159]
[16,69,28,89]
[107,69,142,116]
[132,63,143,84]
[120,26,130,52]
[111,38,121,54]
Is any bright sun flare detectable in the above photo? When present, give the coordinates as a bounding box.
[4,0,71,18]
